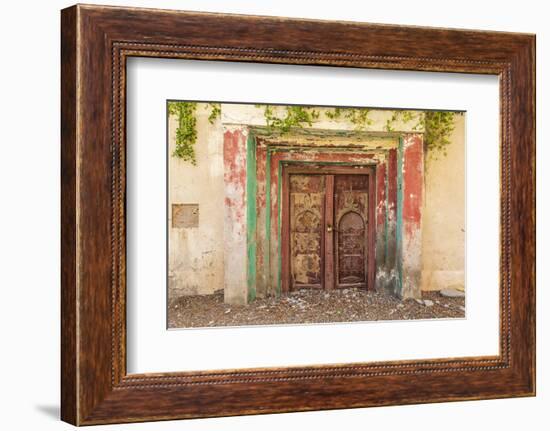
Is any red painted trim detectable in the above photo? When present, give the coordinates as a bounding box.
[368,171,376,290]
[223,129,247,229]
[280,169,291,293]
[402,135,423,232]
[376,162,386,229]
[325,174,335,289]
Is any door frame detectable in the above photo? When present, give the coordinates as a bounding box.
[281,163,376,293]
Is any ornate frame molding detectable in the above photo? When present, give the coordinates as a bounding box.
[61,4,534,425]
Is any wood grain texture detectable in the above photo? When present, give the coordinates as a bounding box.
[60,6,78,425]
[60,4,536,425]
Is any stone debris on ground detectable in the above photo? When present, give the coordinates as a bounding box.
[440,288,465,298]
[168,288,466,329]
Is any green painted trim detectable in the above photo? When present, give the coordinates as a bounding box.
[246,133,257,303]
[384,159,389,263]
[265,150,272,296]
[396,136,404,296]
[268,146,395,155]
[240,137,398,303]
[267,150,386,297]
[281,160,377,166]
[249,127,402,141]
[277,161,283,295]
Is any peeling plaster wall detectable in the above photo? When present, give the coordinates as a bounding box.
[168,103,463,304]
[400,134,424,299]
[221,104,422,134]
[421,115,466,291]
[168,109,225,297]
[384,148,399,294]
[222,128,249,304]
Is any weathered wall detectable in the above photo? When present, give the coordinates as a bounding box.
[400,134,424,298]
[168,104,464,304]
[421,114,466,291]
[168,107,225,297]
[222,128,249,304]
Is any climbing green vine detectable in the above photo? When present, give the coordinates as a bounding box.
[262,106,457,156]
[422,111,457,157]
[262,105,320,134]
[168,101,197,164]
[206,102,221,124]
[384,110,458,157]
[169,102,460,162]
[168,102,221,165]
[384,110,418,132]
[325,107,373,130]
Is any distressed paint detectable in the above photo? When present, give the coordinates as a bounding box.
[396,138,404,297]
[265,150,272,295]
[223,128,249,304]
[168,111,225,297]
[334,175,370,288]
[260,135,398,149]
[277,160,283,294]
[225,130,421,303]
[255,141,268,296]
[399,134,424,299]
[268,149,279,294]
[375,162,386,290]
[384,159,389,261]
[289,175,325,288]
[267,149,388,296]
[221,104,423,134]
[246,133,257,303]
[384,148,399,294]
[402,136,423,231]
[169,105,450,306]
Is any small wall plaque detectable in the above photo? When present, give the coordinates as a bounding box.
[172,203,199,228]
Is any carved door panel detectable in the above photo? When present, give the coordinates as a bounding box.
[287,172,370,291]
[334,175,369,288]
[289,175,325,289]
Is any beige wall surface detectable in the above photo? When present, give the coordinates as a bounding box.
[421,114,466,291]
[168,104,465,297]
[168,106,225,296]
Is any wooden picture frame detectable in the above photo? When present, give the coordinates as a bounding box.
[61,4,535,425]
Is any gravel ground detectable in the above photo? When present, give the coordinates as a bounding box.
[168,288,465,329]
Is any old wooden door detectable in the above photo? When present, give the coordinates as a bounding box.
[288,174,326,289]
[285,169,372,291]
[334,174,369,289]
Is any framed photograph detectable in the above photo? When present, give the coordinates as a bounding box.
[61,4,535,425]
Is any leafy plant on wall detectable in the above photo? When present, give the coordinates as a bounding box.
[261,106,458,156]
[384,109,458,157]
[422,111,458,157]
[167,101,221,165]
[325,107,373,129]
[262,105,320,133]
[168,102,459,163]
[168,101,198,165]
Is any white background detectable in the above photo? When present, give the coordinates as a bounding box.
[0,0,546,430]
[127,59,499,373]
